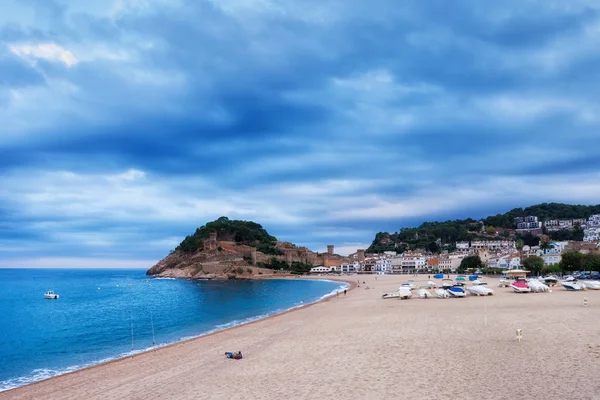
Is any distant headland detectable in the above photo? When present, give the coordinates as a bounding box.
[146,216,356,279]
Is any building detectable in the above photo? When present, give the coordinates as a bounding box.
[584,227,600,242]
[390,254,427,274]
[588,214,600,227]
[455,240,515,252]
[544,219,559,228]
[438,254,465,272]
[375,258,392,274]
[340,262,360,273]
[541,254,561,266]
[310,266,331,273]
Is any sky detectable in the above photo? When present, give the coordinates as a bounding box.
[2,0,600,268]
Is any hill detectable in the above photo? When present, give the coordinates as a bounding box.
[366,202,599,253]
[146,217,320,279]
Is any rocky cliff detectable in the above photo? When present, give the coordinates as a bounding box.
[145,217,330,279]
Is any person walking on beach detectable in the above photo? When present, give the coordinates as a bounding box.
[344,289,347,295]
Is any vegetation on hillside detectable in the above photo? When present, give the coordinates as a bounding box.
[483,203,600,228]
[177,217,278,253]
[366,203,599,254]
[257,258,314,275]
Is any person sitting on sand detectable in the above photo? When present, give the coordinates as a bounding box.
[225,351,243,359]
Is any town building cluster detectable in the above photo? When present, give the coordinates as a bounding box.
[310,214,600,275]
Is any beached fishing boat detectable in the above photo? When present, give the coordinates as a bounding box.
[435,289,449,298]
[398,287,413,299]
[542,275,558,286]
[44,290,59,299]
[561,280,584,291]
[447,286,466,297]
[465,285,494,296]
[442,279,454,289]
[498,276,512,287]
[417,287,432,298]
[382,292,400,299]
[582,280,600,290]
[510,280,531,293]
[527,279,549,293]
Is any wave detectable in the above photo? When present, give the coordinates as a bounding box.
[0,280,346,393]
[151,277,176,280]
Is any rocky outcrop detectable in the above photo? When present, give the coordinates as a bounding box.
[146,240,323,279]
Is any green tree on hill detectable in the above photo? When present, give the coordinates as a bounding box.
[458,255,484,273]
[560,251,585,272]
[522,255,544,275]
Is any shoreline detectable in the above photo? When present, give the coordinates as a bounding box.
[4,274,600,400]
[1,275,356,394]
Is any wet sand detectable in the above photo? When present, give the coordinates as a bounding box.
[3,275,600,400]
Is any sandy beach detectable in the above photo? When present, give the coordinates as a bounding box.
[4,274,600,400]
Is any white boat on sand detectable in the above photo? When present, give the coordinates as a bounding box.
[562,280,584,291]
[418,288,432,298]
[465,285,494,296]
[527,279,549,293]
[435,289,449,298]
[582,280,600,290]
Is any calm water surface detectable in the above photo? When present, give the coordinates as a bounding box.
[0,268,346,391]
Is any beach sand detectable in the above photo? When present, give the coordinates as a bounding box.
[4,275,600,400]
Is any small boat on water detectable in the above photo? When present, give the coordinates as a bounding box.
[44,290,59,299]
[466,285,494,296]
[562,280,584,291]
[418,287,432,298]
[510,280,531,293]
[582,280,600,290]
[527,279,549,293]
[447,286,466,297]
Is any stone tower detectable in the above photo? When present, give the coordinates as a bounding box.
[357,249,365,262]
[250,247,257,265]
[327,245,334,255]
[285,249,293,266]
[209,231,218,250]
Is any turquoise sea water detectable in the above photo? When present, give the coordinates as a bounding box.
[0,268,346,391]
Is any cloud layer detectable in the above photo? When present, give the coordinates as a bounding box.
[2,0,600,265]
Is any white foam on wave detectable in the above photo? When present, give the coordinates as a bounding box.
[151,277,176,280]
[0,280,345,392]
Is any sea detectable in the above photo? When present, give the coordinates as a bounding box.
[0,268,347,391]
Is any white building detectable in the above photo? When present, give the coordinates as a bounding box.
[390,254,427,273]
[310,266,331,274]
[455,240,515,252]
[375,259,392,274]
[584,227,600,242]
[588,214,600,227]
[340,262,360,273]
[541,254,562,266]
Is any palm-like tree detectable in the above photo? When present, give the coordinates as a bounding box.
[540,240,551,254]
[516,239,524,266]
